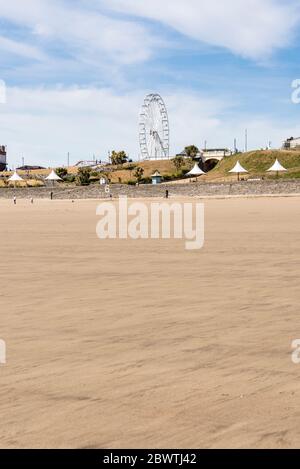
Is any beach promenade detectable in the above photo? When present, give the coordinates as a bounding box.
[1,179,300,199]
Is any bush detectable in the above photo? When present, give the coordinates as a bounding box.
[134,167,144,183]
[172,156,184,173]
[91,171,100,178]
[162,174,173,181]
[140,177,152,184]
[76,167,91,186]
[178,168,189,177]
[125,163,137,171]
[185,145,199,158]
[65,174,76,183]
[111,151,128,165]
[56,167,68,180]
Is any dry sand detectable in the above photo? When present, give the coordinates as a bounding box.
[0,196,300,449]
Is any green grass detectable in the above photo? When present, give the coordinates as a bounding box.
[210,150,300,179]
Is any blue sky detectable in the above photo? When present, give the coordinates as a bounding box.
[0,0,300,167]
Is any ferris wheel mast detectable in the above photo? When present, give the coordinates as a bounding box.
[139,94,170,160]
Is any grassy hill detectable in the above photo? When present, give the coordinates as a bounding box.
[3,150,300,185]
[204,150,300,182]
[0,159,190,186]
[107,159,192,184]
[109,150,300,183]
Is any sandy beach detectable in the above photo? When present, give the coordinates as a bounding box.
[0,196,300,449]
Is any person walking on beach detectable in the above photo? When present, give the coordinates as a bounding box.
[13,196,16,205]
[50,191,53,200]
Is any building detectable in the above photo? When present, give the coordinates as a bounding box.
[75,160,103,167]
[201,148,232,172]
[283,137,300,150]
[17,165,46,171]
[0,146,7,172]
[151,171,162,185]
[176,146,232,171]
[176,149,203,159]
[201,148,232,159]
[177,148,232,161]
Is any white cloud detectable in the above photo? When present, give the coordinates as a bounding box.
[0,36,44,60]
[0,0,297,90]
[104,0,300,59]
[0,85,295,168]
[1,0,295,69]
[0,2,297,167]
[0,0,159,66]
[0,86,141,167]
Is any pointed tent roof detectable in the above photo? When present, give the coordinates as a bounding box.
[8,171,23,182]
[267,159,287,172]
[46,170,63,181]
[187,163,205,176]
[229,161,248,174]
[151,171,162,178]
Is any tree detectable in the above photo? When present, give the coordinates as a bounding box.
[111,151,128,165]
[55,167,68,180]
[76,167,91,186]
[134,167,144,183]
[185,145,199,158]
[172,156,184,173]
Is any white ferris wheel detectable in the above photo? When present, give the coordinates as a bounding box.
[139,94,170,160]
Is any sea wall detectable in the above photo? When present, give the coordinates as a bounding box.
[1,180,300,200]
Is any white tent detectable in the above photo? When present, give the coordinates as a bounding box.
[229,161,248,181]
[267,159,287,175]
[8,171,23,182]
[46,170,62,181]
[187,163,205,178]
